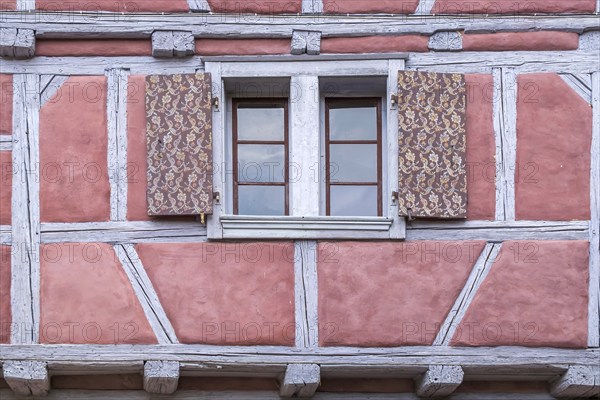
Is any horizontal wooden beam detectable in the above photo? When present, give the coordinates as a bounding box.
[550,366,600,398]
[2,361,49,397]
[0,13,598,39]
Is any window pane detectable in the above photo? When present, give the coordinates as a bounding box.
[238,144,285,183]
[330,185,378,216]
[330,144,378,183]
[238,186,286,216]
[237,107,285,141]
[330,106,377,140]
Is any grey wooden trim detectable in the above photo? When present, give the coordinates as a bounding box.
[302,0,323,14]
[186,0,210,13]
[294,241,319,349]
[152,31,195,58]
[428,31,463,51]
[0,225,10,245]
[414,0,436,15]
[0,56,203,75]
[492,68,506,221]
[279,364,320,398]
[143,360,180,394]
[2,12,599,38]
[202,54,408,62]
[433,243,500,346]
[597,0,600,13]
[560,73,592,104]
[0,136,12,151]
[2,361,49,397]
[415,366,464,397]
[500,68,517,221]
[15,0,34,11]
[11,74,40,345]
[291,30,321,55]
[550,366,600,398]
[114,244,179,344]
[40,221,208,243]
[590,71,600,348]
[40,75,68,108]
[580,31,600,51]
[0,28,34,59]
[406,221,589,241]
[0,390,561,400]
[220,59,390,77]
[107,69,129,222]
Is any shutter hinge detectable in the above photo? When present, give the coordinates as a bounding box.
[391,190,399,204]
[212,96,220,111]
[390,94,398,108]
[213,191,220,204]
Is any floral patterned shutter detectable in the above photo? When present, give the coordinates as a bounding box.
[145,73,213,216]
[397,71,468,219]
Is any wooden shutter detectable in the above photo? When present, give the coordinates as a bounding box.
[397,71,467,219]
[145,73,213,216]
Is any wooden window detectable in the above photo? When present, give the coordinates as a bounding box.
[325,98,383,216]
[233,98,289,216]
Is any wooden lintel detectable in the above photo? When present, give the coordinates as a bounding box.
[550,366,600,398]
[3,361,50,397]
[415,365,464,398]
[143,360,180,395]
[279,364,320,398]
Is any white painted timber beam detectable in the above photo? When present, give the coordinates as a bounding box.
[143,361,180,395]
[152,31,195,58]
[279,364,320,398]
[560,73,592,104]
[3,361,49,397]
[302,0,323,14]
[415,366,464,398]
[294,241,319,349]
[589,71,600,348]
[550,366,600,398]
[186,0,210,13]
[428,31,463,51]
[0,135,12,151]
[414,0,436,15]
[16,0,35,11]
[0,28,35,59]
[291,30,322,55]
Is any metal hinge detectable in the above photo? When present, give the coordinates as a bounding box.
[212,96,220,111]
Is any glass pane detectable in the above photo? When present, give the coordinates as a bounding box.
[238,185,285,216]
[237,107,285,141]
[238,144,285,183]
[329,106,377,140]
[330,185,378,217]
[330,144,377,183]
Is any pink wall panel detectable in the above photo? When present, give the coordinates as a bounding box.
[36,0,188,12]
[0,151,11,226]
[207,0,301,13]
[39,76,111,223]
[0,245,11,344]
[137,242,296,345]
[321,35,429,53]
[451,241,589,348]
[36,40,152,57]
[433,0,596,14]
[323,0,419,14]
[39,243,157,344]
[0,74,13,135]
[515,73,592,221]
[0,0,15,9]
[196,39,290,56]
[463,32,579,52]
[465,74,496,220]
[318,241,485,346]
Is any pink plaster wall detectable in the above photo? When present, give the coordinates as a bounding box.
[465,74,495,220]
[321,35,429,53]
[432,0,596,14]
[515,73,592,221]
[196,39,290,56]
[323,0,419,14]
[39,243,157,344]
[137,242,296,345]
[463,32,579,52]
[0,74,13,135]
[36,0,189,12]
[0,245,11,344]
[40,76,111,223]
[451,241,589,348]
[207,0,301,13]
[318,241,486,347]
[0,152,11,226]
[36,40,152,57]
[0,0,15,10]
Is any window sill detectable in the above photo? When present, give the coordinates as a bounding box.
[219,215,406,240]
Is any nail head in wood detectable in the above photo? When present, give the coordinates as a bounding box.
[143,360,180,394]
[3,361,50,397]
[550,366,600,398]
[415,365,464,398]
[279,364,320,398]
[429,31,463,51]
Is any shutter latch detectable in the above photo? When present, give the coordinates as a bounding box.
[390,94,398,108]
[213,191,221,204]
[212,96,220,111]
[391,190,399,204]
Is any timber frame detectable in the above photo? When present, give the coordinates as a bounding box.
[0,8,599,399]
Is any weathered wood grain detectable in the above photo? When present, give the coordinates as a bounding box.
[2,361,49,396]
[428,31,463,51]
[414,0,436,15]
[279,364,320,397]
[302,0,323,14]
[492,68,506,221]
[500,68,517,221]
[143,360,179,394]
[187,0,210,13]
[415,365,464,397]
[294,241,319,349]
[590,71,600,348]
[550,366,600,398]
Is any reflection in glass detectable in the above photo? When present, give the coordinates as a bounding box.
[330,185,378,217]
[238,186,286,216]
[330,144,377,183]
[330,106,377,140]
[237,108,284,141]
[238,144,285,183]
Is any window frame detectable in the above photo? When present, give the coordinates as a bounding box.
[232,98,290,216]
[324,97,383,217]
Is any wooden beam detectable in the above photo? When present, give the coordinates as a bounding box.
[559,74,592,104]
[13,29,35,59]
[550,366,600,398]
[16,0,35,11]
[279,364,320,398]
[414,0,435,15]
[152,31,194,58]
[590,71,600,348]
[492,68,506,221]
[0,225,10,245]
[186,0,210,13]
[415,366,464,398]
[3,361,49,397]
[40,75,68,108]
[428,31,463,52]
[0,135,12,151]
[302,0,323,14]
[294,241,319,349]
[143,361,180,395]
[500,68,517,221]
